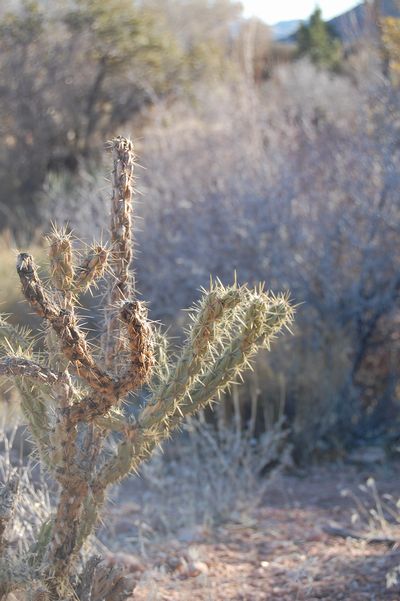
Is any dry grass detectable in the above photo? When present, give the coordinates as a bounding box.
[98,408,291,557]
[0,400,398,600]
[340,476,400,591]
[343,477,400,540]
[99,461,400,601]
[0,425,51,555]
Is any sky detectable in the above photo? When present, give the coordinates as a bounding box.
[241,0,362,24]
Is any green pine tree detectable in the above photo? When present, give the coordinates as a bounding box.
[296,7,342,70]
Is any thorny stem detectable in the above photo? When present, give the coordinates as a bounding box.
[17,253,117,396]
[0,357,62,384]
[104,136,136,369]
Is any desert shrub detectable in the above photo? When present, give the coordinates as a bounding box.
[41,63,400,457]
[0,0,242,234]
[0,427,51,556]
[138,411,291,534]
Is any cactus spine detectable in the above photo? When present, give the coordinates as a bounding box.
[0,137,294,600]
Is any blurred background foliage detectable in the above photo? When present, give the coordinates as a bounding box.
[0,0,400,461]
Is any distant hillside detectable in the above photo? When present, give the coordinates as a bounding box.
[329,0,400,42]
[275,1,400,44]
[328,3,366,42]
[271,20,302,41]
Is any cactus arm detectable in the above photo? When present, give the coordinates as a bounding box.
[116,301,155,395]
[104,137,136,368]
[109,137,135,298]
[0,356,61,467]
[170,293,294,421]
[16,253,116,395]
[72,293,294,553]
[74,245,109,292]
[0,357,62,384]
[16,253,60,320]
[129,297,291,449]
[59,300,155,424]
[47,227,74,305]
[141,284,243,428]
[0,316,53,456]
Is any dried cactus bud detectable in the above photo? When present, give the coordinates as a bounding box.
[118,300,155,395]
[75,245,108,291]
[17,253,57,320]
[47,228,74,291]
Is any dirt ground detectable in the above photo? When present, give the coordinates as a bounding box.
[102,461,400,600]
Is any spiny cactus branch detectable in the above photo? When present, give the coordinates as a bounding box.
[109,137,135,297]
[0,357,62,384]
[61,301,154,424]
[74,245,109,292]
[117,301,155,395]
[47,227,74,301]
[17,253,116,395]
[104,137,136,368]
[140,283,243,429]
[70,292,294,556]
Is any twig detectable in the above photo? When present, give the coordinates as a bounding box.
[323,524,398,546]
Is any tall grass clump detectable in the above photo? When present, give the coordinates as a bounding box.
[0,137,293,599]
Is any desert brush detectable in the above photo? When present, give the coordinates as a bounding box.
[0,137,294,600]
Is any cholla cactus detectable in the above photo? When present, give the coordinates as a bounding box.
[0,137,294,600]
